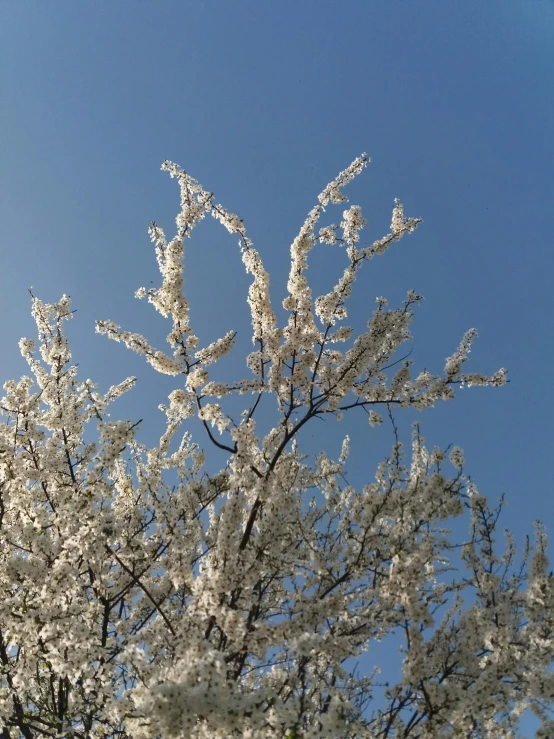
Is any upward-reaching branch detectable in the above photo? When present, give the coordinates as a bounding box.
[1,154,541,739]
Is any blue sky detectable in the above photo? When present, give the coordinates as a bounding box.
[2,0,554,732]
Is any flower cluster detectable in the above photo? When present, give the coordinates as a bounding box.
[0,156,548,739]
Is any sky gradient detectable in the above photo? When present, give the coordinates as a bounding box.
[2,1,554,733]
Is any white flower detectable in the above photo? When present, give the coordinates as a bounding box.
[186,367,209,389]
[368,410,383,426]
[0,155,523,739]
[449,446,464,469]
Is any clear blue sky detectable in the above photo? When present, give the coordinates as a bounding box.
[2,0,554,732]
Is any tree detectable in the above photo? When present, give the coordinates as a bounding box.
[0,154,551,739]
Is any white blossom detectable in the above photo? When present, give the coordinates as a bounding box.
[0,155,544,739]
[368,411,383,426]
[449,446,465,469]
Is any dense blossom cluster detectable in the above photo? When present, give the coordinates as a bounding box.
[0,156,550,739]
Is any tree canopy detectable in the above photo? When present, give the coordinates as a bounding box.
[0,156,551,738]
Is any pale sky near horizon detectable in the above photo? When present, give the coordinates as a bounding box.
[2,1,554,733]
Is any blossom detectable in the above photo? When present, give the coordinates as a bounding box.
[0,154,544,739]
[368,411,383,426]
[449,446,465,469]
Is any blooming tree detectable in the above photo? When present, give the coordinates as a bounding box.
[0,155,552,739]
